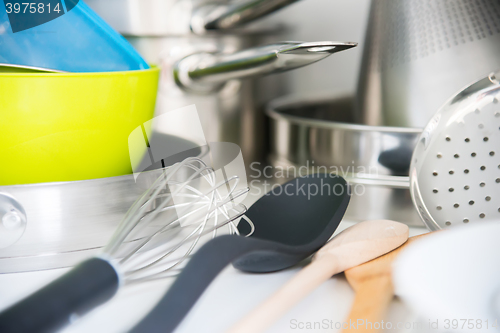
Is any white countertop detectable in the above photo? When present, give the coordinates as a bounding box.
[0,220,429,333]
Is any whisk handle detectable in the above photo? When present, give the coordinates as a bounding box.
[0,257,120,333]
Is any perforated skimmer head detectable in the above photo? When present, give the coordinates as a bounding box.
[410,71,500,230]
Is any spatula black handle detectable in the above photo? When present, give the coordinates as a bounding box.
[0,257,120,333]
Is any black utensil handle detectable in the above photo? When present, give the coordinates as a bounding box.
[0,257,120,333]
[130,235,274,333]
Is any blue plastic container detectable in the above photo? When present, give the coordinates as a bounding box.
[0,0,149,72]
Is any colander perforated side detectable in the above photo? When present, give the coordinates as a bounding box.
[414,93,500,228]
[369,0,500,69]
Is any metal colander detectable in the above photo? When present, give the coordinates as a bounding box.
[356,0,500,128]
[410,70,500,230]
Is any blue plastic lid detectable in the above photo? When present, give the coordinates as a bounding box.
[0,0,149,72]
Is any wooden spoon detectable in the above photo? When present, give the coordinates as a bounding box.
[228,220,409,333]
[342,233,430,332]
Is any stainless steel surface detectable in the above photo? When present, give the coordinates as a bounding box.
[190,0,300,34]
[267,94,423,226]
[356,0,500,128]
[268,94,421,177]
[410,70,500,230]
[0,169,164,273]
[174,41,357,93]
[0,193,27,249]
[85,0,292,36]
[0,134,205,273]
[86,0,196,35]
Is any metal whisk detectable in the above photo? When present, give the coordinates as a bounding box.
[0,157,251,333]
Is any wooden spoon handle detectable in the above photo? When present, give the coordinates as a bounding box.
[342,276,393,332]
[227,257,340,333]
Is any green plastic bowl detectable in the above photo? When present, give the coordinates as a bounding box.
[0,67,160,185]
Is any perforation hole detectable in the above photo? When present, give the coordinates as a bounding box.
[480,213,486,218]
[454,203,459,208]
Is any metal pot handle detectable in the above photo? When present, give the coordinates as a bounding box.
[191,0,300,34]
[173,41,357,93]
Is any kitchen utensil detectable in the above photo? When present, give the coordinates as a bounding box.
[0,133,206,273]
[0,66,159,185]
[267,94,423,226]
[0,157,250,333]
[342,233,429,333]
[131,173,350,333]
[410,70,500,230]
[393,223,500,333]
[229,220,409,333]
[0,0,148,72]
[356,0,500,128]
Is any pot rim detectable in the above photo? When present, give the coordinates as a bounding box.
[266,93,423,134]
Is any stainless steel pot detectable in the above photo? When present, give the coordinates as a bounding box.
[86,0,355,166]
[86,0,300,36]
[356,0,500,128]
[266,94,424,226]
